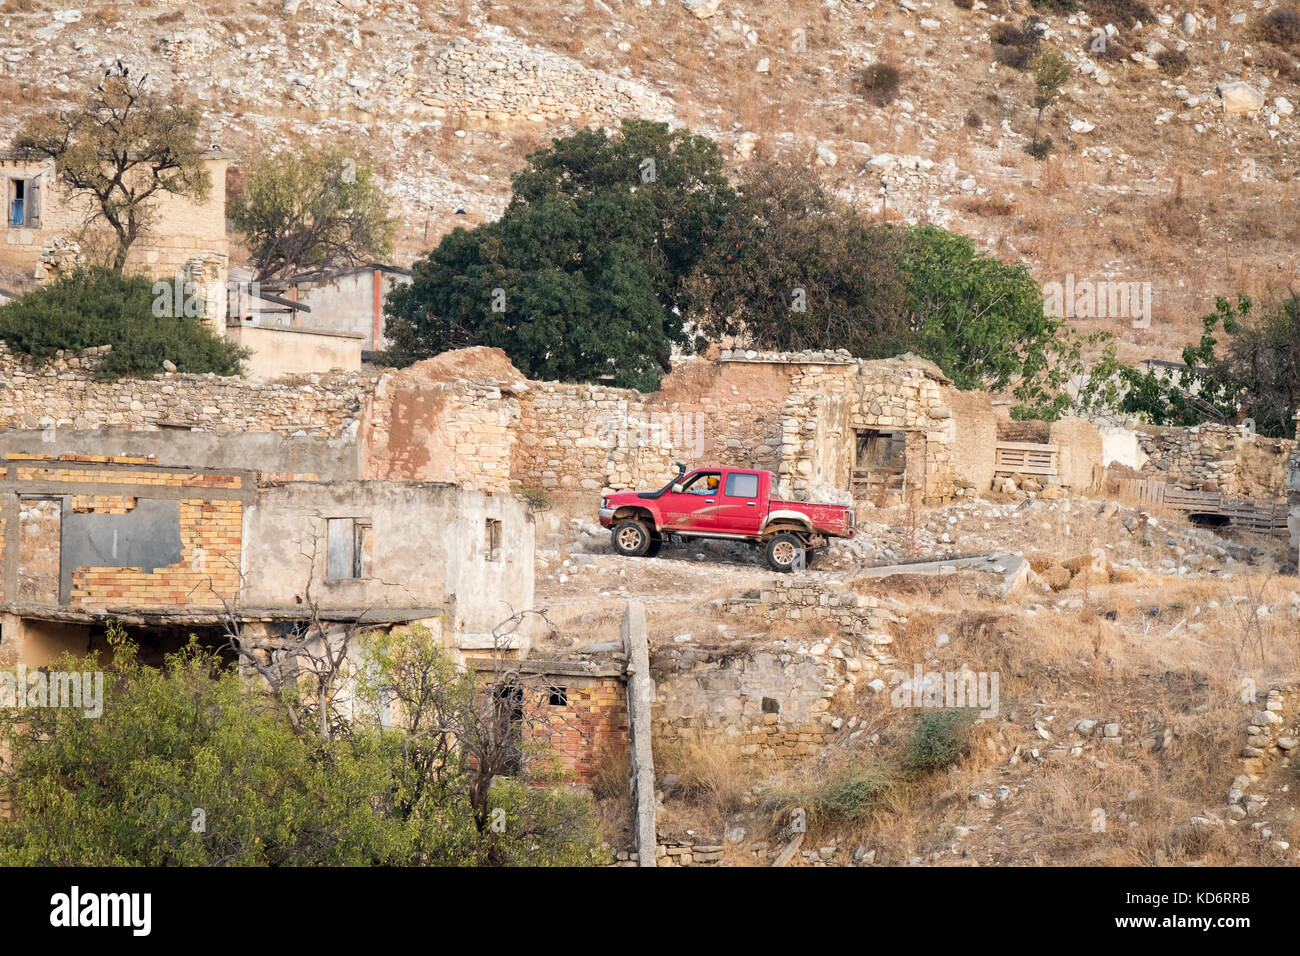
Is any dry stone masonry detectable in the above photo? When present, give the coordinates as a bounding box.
[417,31,674,125]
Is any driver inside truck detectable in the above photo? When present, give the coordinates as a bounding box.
[689,474,720,495]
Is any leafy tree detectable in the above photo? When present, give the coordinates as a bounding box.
[903,225,1102,418]
[230,145,395,281]
[13,65,210,271]
[1028,48,1070,158]
[1101,295,1300,437]
[0,267,247,380]
[682,162,911,357]
[0,630,419,866]
[383,121,737,390]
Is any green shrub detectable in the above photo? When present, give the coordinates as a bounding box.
[903,708,979,776]
[0,267,246,380]
[813,765,894,822]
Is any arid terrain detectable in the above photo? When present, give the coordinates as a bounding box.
[1,0,1298,361]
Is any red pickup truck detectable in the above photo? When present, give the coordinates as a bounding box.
[597,463,855,571]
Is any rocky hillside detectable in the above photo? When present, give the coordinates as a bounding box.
[1,0,1297,360]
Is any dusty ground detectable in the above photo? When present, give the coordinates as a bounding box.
[534,488,1300,866]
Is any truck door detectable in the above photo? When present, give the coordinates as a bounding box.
[714,470,766,536]
[661,469,723,533]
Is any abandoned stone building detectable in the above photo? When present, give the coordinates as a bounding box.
[0,428,534,673]
[0,339,1295,793]
[0,149,229,286]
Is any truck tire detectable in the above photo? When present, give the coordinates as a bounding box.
[644,537,663,558]
[611,519,652,557]
[765,532,805,572]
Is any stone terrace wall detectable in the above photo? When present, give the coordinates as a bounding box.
[652,577,900,762]
[1138,424,1295,498]
[416,31,674,125]
[0,345,371,435]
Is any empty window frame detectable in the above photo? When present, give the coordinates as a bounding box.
[326,517,371,580]
[484,517,502,561]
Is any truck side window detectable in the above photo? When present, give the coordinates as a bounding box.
[724,473,759,498]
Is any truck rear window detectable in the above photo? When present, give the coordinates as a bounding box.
[725,473,759,498]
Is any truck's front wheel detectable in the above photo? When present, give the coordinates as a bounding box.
[611,519,652,557]
[765,532,806,572]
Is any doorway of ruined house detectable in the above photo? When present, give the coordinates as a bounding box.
[494,678,525,775]
[852,429,907,502]
[18,496,62,604]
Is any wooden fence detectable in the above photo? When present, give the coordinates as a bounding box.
[994,441,1058,477]
[1109,476,1291,537]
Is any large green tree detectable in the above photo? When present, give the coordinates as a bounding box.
[682,162,911,357]
[383,120,738,390]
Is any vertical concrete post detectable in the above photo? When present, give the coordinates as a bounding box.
[622,601,656,867]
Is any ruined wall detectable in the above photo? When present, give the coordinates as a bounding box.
[0,154,228,282]
[526,673,627,785]
[240,480,534,647]
[0,456,248,610]
[359,348,524,493]
[1138,424,1295,498]
[1288,414,1300,556]
[1049,417,1104,491]
[0,344,372,435]
[512,357,795,492]
[652,577,899,761]
[946,387,998,495]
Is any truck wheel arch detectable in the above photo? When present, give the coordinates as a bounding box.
[761,512,813,538]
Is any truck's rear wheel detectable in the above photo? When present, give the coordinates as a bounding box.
[765,532,806,572]
[611,519,652,557]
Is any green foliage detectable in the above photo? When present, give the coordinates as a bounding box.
[903,708,979,776]
[0,267,247,380]
[1029,48,1070,157]
[230,145,395,281]
[683,162,911,358]
[811,765,894,822]
[903,224,1102,418]
[1101,295,1300,438]
[383,120,738,390]
[0,625,607,866]
[0,633,414,866]
[14,65,210,271]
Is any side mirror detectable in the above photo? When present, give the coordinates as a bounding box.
[671,483,683,494]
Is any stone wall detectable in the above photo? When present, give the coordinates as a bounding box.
[1138,424,1295,499]
[0,344,371,435]
[1288,415,1300,557]
[416,31,674,125]
[651,576,899,762]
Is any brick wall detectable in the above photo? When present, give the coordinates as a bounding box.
[0,454,247,609]
[526,675,628,784]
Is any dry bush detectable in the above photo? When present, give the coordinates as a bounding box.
[854,62,902,106]
[1258,45,1298,77]
[1156,48,1191,76]
[1256,6,1300,48]
[1086,0,1153,27]
[960,196,1014,216]
[656,736,752,820]
[991,22,1041,70]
